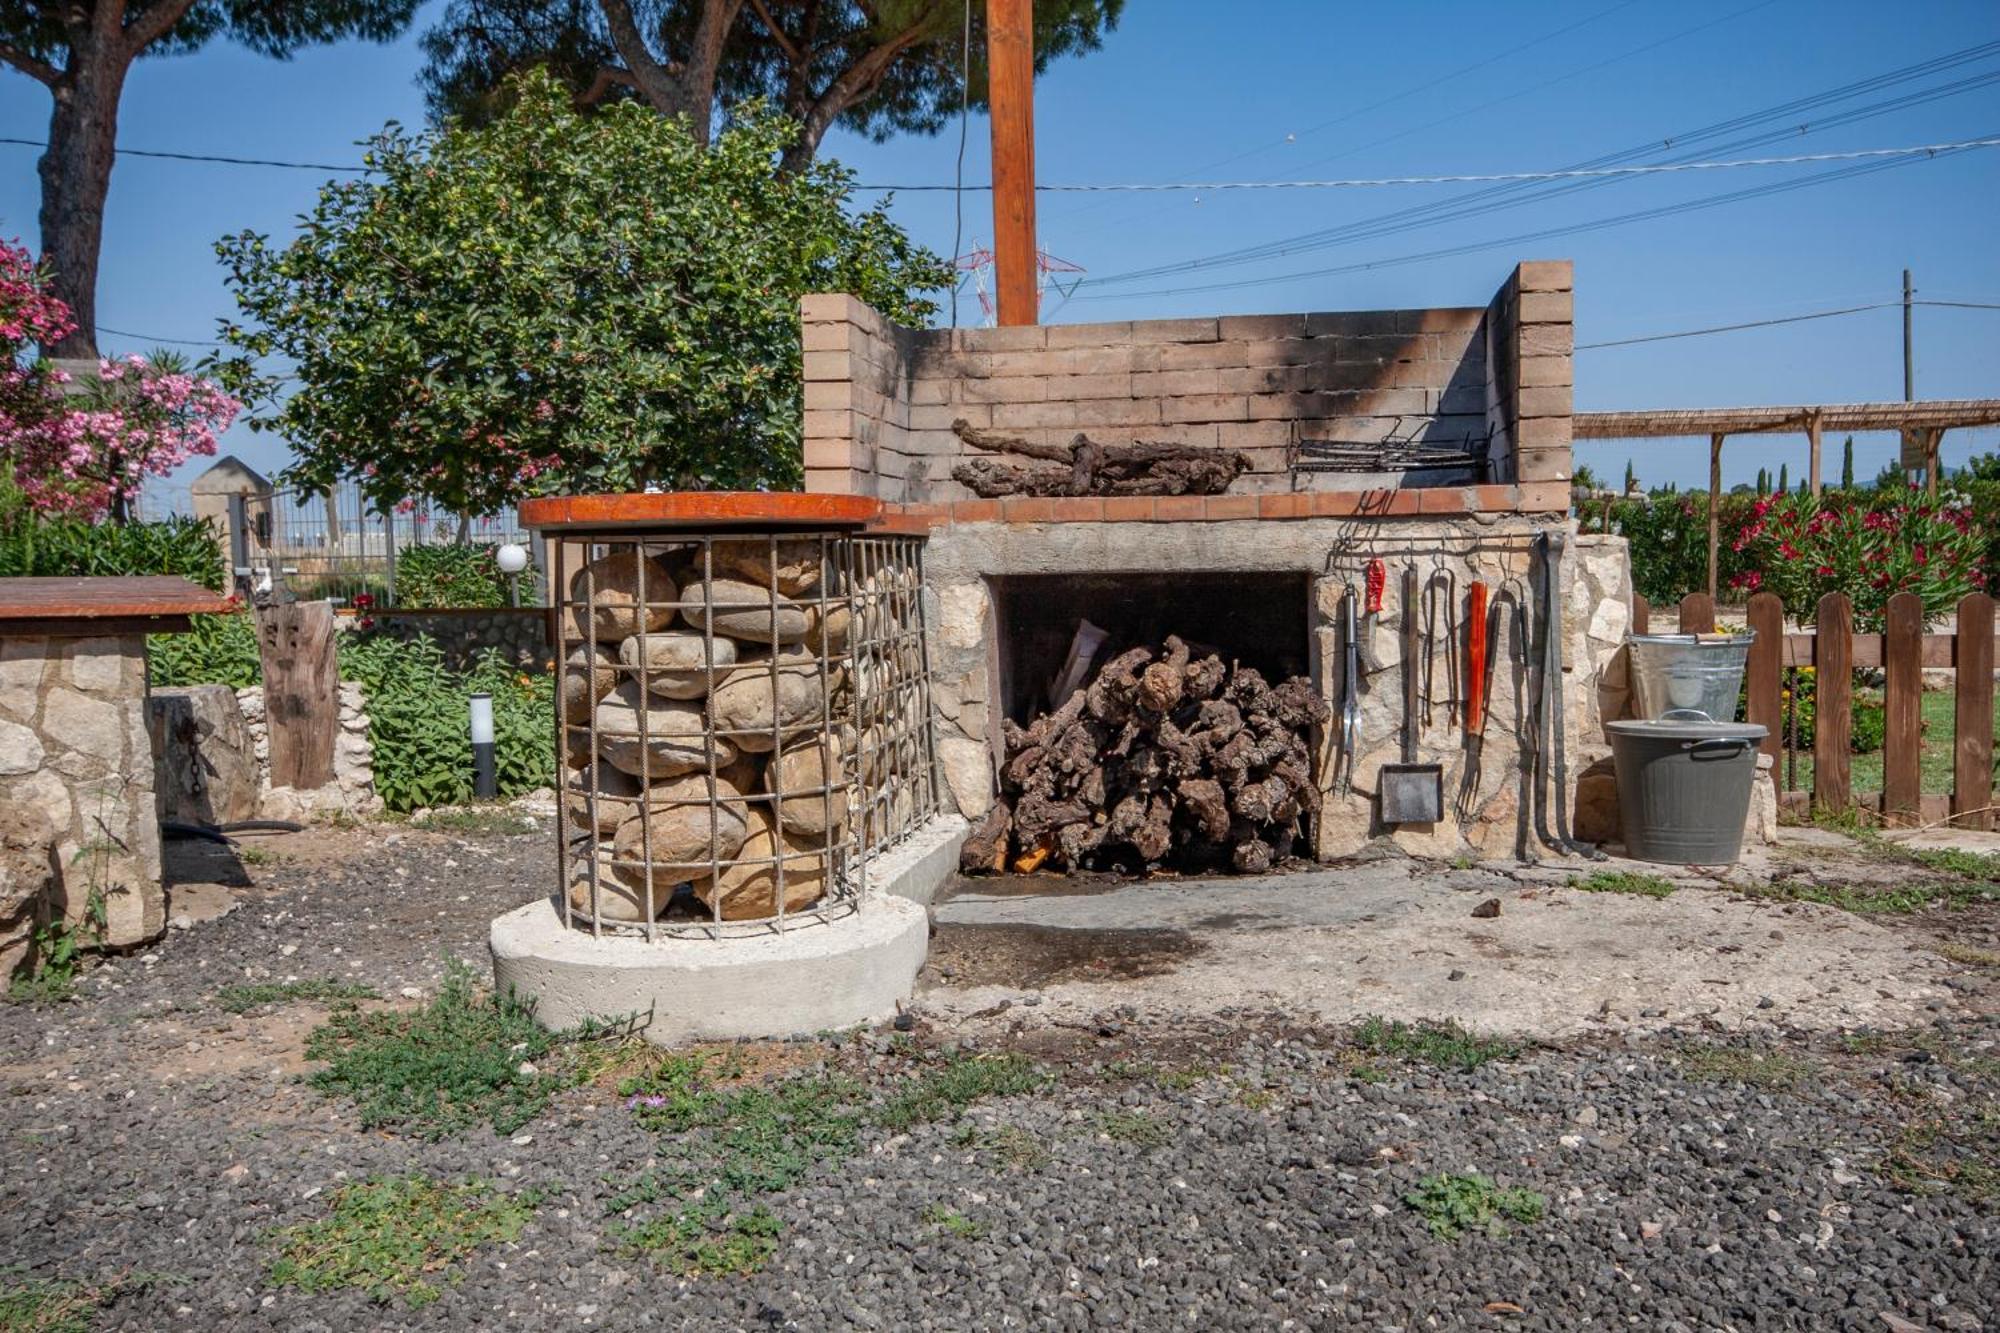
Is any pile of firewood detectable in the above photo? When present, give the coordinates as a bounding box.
[949,420,1252,498]
[961,635,1327,876]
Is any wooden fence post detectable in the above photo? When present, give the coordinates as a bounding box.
[1953,590,1995,829]
[1882,591,1924,826]
[1813,592,1852,814]
[1745,592,1783,762]
[1631,592,1650,635]
[1678,592,1715,635]
[256,598,339,791]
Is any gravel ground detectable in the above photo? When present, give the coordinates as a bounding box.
[1,823,1995,1331]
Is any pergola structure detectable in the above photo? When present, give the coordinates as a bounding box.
[1574,398,2000,601]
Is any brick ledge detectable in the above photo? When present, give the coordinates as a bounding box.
[883,482,1568,527]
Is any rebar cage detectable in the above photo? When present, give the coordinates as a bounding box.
[553,529,940,939]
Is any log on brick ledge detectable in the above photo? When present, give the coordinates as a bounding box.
[949,420,1252,498]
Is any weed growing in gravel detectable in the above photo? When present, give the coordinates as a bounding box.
[6,892,105,1005]
[923,1204,986,1239]
[1880,1096,1992,1208]
[1569,870,1676,898]
[0,1273,109,1331]
[1096,1110,1173,1148]
[980,1124,1054,1170]
[265,1175,537,1308]
[1680,1045,1816,1090]
[1909,848,2000,883]
[303,960,628,1140]
[409,806,535,836]
[1404,1173,1546,1240]
[1937,941,2000,968]
[874,1052,1045,1133]
[217,979,379,1014]
[1350,1016,1520,1071]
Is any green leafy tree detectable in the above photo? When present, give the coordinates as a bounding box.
[421,0,1123,171]
[215,72,951,513]
[0,0,418,357]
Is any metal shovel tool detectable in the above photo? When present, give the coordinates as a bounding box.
[1380,564,1443,824]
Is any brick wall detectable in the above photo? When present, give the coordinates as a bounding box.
[801,261,1573,506]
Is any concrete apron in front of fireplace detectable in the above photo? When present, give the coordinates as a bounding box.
[922,516,1634,860]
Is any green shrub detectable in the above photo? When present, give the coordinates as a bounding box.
[0,474,225,589]
[339,633,552,812]
[1851,695,1887,753]
[1404,1172,1545,1240]
[394,543,510,609]
[148,612,263,688]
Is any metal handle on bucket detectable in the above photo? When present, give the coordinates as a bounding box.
[1660,707,1713,722]
[1682,737,1751,758]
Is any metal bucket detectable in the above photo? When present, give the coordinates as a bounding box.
[1608,718,1767,864]
[1626,631,1755,722]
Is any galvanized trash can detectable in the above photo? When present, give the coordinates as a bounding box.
[1626,631,1755,721]
[1606,718,1769,864]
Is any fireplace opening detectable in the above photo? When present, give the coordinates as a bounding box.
[990,572,1311,725]
[968,571,1322,877]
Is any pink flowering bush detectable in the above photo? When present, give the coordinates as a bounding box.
[0,240,239,523]
[1731,486,1988,630]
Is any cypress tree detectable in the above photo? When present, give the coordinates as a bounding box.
[1778,463,1788,494]
[1841,436,1855,489]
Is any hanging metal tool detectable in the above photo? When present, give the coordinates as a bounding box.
[1454,579,1491,829]
[1335,581,1361,796]
[1380,563,1444,824]
[1421,559,1458,732]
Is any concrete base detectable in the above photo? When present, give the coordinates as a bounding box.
[492,893,929,1044]
[867,812,969,907]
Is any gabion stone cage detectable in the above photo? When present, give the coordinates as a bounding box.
[539,500,940,939]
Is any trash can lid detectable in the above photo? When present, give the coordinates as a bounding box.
[1607,718,1769,741]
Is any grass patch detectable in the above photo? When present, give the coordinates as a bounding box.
[605,1046,1047,1275]
[1404,1172,1545,1240]
[1680,1044,1816,1090]
[1350,1016,1520,1071]
[980,1124,1053,1171]
[303,960,629,1140]
[1883,1099,1999,1207]
[409,806,534,836]
[1569,870,1676,898]
[874,1052,1045,1134]
[1743,878,1997,915]
[1910,847,2000,883]
[217,979,379,1015]
[0,1274,109,1332]
[923,1204,986,1239]
[265,1175,535,1308]
[1095,1110,1173,1148]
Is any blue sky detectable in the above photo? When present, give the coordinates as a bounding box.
[2,0,1996,503]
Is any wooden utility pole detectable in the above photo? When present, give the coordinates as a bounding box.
[1707,432,1724,605]
[988,0,1038,325]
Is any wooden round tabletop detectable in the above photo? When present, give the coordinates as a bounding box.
[517,492,884,533]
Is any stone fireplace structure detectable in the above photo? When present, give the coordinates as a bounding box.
[799,261,1636,859]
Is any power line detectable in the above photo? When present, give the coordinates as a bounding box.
[1577,299,2000,349]
[0,136,367,173]
[857,137,2000,193]
[95,324,228,347]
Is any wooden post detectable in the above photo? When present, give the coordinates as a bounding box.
[255,598,339,791]
[1813,592,1853,815]
[1953,591,1994,829]
[1925,427,1945,497]
[1707,432,1724,604]
[988,0,1038,326]
[1806,411,1823,499]
[1631,592,1650,634]
[1678,592,1715,634]
[1882,591,1923,826]
[1745,592,1783,763]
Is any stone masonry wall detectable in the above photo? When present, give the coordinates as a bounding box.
[0,633,163,967]
[361,608,555,673]
[801,260,1574,503]
[237,682,380,820]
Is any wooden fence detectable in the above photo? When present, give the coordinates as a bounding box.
[1630,589,1997,828]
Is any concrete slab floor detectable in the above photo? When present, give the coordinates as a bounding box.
[919,844,1993,1042]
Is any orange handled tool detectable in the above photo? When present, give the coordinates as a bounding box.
[1464,581,1489,734]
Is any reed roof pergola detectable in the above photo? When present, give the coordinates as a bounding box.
[1573,397,2000,602]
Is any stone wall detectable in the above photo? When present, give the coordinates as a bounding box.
[918,514,1631,860]
[0,633,163,971]
[801,260,1574,503]
[359,608,555,672]
[238,681,380,820]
